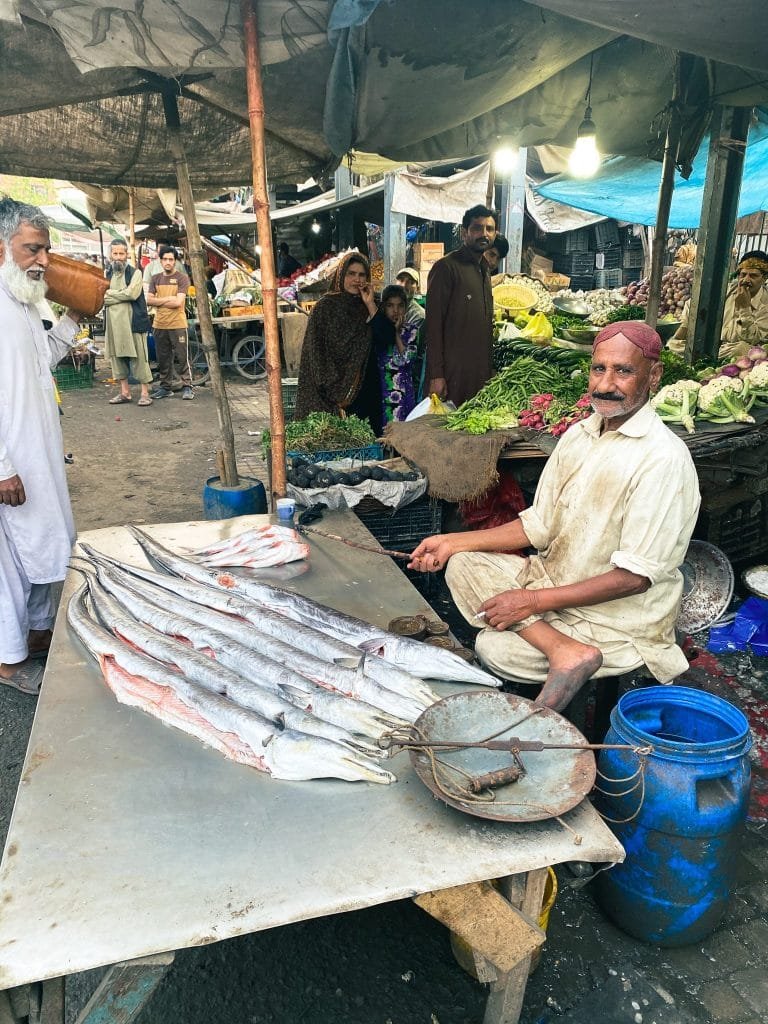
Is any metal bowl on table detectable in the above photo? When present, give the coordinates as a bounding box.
[562,325,601,344]
[678,540,734,634]
[654,320,682,342]
[552,297,590,318]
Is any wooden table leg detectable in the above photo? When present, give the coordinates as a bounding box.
[73,952,175,1024]
[414,874,546,1024]
[484,867,549,1024]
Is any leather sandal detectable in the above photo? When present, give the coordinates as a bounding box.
[0,661,44,695]
[108,394,132,405]
[137,396,153,407]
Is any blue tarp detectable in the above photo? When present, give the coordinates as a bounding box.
[535,118,768,229]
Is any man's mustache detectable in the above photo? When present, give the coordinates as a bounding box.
[591,391,624,402]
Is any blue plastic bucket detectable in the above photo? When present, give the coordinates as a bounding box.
[594,685,751,947]
[202,476,267,520]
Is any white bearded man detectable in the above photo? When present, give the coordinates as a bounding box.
[0,199,84,694]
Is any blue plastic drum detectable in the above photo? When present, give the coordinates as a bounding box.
[594,685,751,947]
[202,476,267,520]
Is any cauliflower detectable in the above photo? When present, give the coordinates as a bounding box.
[697,376,755,424]
[745,361,768,401]
[651,380,700,434]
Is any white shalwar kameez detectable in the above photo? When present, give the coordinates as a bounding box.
[0,280,77,662]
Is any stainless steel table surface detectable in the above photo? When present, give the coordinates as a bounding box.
[0,512,623,988]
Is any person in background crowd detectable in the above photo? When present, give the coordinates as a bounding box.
[147,245,193,400]
[0,199,84,694]
[204,265,218,299]
[669,250,768,360]
[410,322,700,712]
[294,253,384,434]
[104,238,153,407]
[142,250,164,296]
[277,242,302,279]
[395,267,425,326]
[484,234,509,275]
[372,284,419,423]
[425,204,496,406]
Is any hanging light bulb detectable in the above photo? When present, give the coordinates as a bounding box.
[568,54,601,179]
[493,142,519,176]
[569,107,601,178]
[310,217,321,235]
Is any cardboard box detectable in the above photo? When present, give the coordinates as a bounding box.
[413,242,444,269]
[223,304,263,317]
[418,269,431,294]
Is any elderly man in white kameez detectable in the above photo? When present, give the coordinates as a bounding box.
[0,199,84,694]
[410,321,701,712]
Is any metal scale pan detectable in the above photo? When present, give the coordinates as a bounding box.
[409,691,596,823]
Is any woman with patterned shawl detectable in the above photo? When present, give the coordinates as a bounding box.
[371,284,419,424]
[294,253,383,433]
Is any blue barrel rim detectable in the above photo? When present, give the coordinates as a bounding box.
[204,475,266,493]
[612,685,751,762]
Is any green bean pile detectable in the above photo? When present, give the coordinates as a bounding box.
[445,357,570,434]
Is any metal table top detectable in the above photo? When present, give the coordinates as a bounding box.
[0,512,623,988]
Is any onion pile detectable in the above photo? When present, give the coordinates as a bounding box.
[622,265,693,316]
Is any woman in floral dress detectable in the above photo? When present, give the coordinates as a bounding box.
[372,284,420,424]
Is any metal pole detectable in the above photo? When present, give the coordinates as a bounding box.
[645,58,682,329]
[383,172,406,287]
[241,0,287,500]
[499,148,526,275]
[161,88,239,487]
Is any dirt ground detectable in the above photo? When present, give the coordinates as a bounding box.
[2,361,768,1024]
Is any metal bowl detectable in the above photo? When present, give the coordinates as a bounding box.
[562,325,601,343]
[552,297,590,318]
[654,320,682,342]
[678,540,734,634]
[742,565,768,599]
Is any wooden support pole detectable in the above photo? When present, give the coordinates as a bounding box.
[127,188,137,268]
[685,105,752,362]
[241,0,287,501]
[161,89,239,487]
[645,58,682,329]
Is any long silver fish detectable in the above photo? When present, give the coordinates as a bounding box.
[78,548,427,724]
[77,556,402,744]
[80,541,438,709]
[128,527,501,687]
[67,584,395,785]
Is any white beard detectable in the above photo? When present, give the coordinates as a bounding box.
[0,257,49,306]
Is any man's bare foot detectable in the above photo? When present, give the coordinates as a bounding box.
[535,643,603,712]
[0,660,25,680]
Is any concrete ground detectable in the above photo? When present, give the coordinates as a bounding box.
[1,363,767,1024]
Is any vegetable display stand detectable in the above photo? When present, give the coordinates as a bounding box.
[202,476,267,520]
[594,685,751,947]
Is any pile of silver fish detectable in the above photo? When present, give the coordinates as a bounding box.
[184,523,310,569]
[68,528,501,786]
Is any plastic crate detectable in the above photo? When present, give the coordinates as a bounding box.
[622,248,644,270]
[354,497,442,553]
[53,363,93,390]
[568,274,596,292]
[594,248,621,270]
[287,444,384,464]
[694,488,768,562]
[594,268,623,290]
[592,221,621,250]
[281,377,298,420]
[547,228,592,254]
[552,251,595,275]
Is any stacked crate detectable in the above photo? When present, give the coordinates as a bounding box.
[413,242,444,294]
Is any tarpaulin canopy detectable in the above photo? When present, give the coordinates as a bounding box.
[0,2,767,190]
[535,115,768,229]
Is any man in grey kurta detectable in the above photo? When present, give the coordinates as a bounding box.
[104,238,153,406]
[425,205,496,407]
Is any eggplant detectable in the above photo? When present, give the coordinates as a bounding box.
[403,470,420,481]
[370,467,385,481]
[347,471,363,485]
[294,474,311,488]
[358,466,373,480]
[335,473,351,485]
[303,463,320,479]
[314,470,334,487]
[388,471,404,482]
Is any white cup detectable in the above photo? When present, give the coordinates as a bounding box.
[276,497,296,521]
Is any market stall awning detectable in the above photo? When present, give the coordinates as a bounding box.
[1,2,767,188]
[534,115,768,229]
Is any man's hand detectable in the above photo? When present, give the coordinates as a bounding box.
[408,534,461,572]
[0,474,26,507]
[480,588,545,630]
[734,281,753,311]
[428,377,447,400]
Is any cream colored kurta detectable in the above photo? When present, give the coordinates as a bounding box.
[446,403,701,684]
[104,269,152,383]
[669,286,768,360]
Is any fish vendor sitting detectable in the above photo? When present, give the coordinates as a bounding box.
[409,322,701,711]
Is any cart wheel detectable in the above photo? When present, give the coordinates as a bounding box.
[232,334,267,380]
[187,326,211,386]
